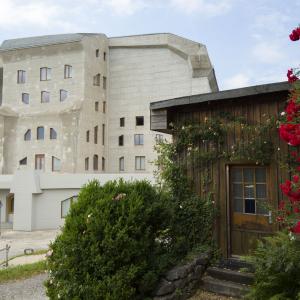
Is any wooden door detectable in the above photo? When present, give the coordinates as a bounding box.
[229,166,275,256]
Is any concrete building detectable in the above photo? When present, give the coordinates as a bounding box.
[0,33,217,230]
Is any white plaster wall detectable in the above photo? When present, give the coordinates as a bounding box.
[0,190,9,223]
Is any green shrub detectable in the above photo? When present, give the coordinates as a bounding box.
[246,231,300,300]
[45,180,174,300]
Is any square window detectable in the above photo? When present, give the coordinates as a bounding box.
[134,134,144,145]
[41,91,50,103]
[135,156,145,170]
[136,116,144,126]
[22,93,29,104]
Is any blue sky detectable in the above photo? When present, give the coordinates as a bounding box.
[0,0,298,90]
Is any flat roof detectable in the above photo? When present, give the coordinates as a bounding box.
[150,81,291,110]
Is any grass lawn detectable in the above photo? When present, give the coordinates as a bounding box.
[0,260,46,283]
[190,290,237,300]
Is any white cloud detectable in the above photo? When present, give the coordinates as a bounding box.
[223,73,250,90]
[102,0,148,15]
[170,0,234,16]
[252,42,284,64]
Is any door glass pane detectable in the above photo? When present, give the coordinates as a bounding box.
[244,185,254,198]
[245,199,255,214]
[233,184,243,197]
[232,168,242,182]
[234,198,243,213]
[257,199,268,215]
[244,168,254,182]
[256,184,267,198]
[256,168,266,183]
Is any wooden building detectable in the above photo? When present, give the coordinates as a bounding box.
[150,81,291,257]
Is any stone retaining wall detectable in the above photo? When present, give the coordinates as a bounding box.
[153,252,211,300]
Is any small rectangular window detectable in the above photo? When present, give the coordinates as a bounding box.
[85,157,89,171]
[102,124,105,145]
[136,116,144,126]
[86,130,90,142]
[35,154,45,171]
[41,91,50,103]
[60,90,68,102]
[64,65,72,78]
[24,129,31,141]
[61,196,78,218]
[40,67,51,81]
[22,93,29,104]
[103,76,107,89]
[102,157,105,171]
[52,156,61,172]
[119,135,124,146]
[134,134,144,145]
[93,74,100,86]
[94,126,98,144]
[17,70,26,84]
[93,155,98,171]
[119,157,124,171]
[50,128,57,140]
[95,101,99,111]
[103,52,106,61]
[103,101,106,113]
[96,49,99,57]
[135,156,145,170]
[37,127,44,140]
[120,117,125,127]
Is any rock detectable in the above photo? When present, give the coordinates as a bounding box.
[192,265,204,280]
[155,279,175,296]
[194,252,210,266]
[166,265,189,281]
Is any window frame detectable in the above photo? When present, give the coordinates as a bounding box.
[19,157,27,165]
[119,135,124,146]
[85,157,89,171]
[35,154,45,171]
[64,65,72,79]
[135,156,145,171]
[120,117,125,127]
[94,126,98,144]
[136,116,144,126]
[22,93,29,104]
[119,156,124,172]
[60,89,68,102]
[61,195,78,218]
[134,134,144,145]
[52,156,61,172]
[37,126,44,140]
[93,73,101,86]
[40,67,51,81]
[17,70,26,84]
[41,91,50,103]
[93,154,98,171]
[50,128,57,140]
[24,129,31,141]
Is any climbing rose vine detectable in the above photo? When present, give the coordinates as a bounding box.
[278,26,300,234]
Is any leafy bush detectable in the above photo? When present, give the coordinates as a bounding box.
[246,231,300,300]
[45,180,173,300]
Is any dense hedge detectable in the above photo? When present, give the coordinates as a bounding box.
[45,180,215,299]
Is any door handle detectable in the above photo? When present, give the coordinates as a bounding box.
[268,211,273,224]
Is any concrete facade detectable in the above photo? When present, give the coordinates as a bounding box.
[0,33,217,175]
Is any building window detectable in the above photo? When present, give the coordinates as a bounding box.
[103,76,107,89]
[22,93,29,104]
[135,156,145,170]
[60,89,68,102]
[119,135,124,146]
[40,67,51,81]
[41,91,50,103]
[85,157,89,171]
[136,116,144,126]
[17,70,26,84]
[134,134,144,145]
[231,166,268,215]
[35,154,45,171]
[64,65,72,78]
[61,196,78,218]
[155,134,163,142]
[52,156,61,172]
[120,117,125,127]
[119,157,124,171]
[19,157,27,165]
[94,126,98,144]
[93,154,98,171]
[24,129,31,141]
[102,157,105,171]
[93,74,100,86]
[50,128,57,140]
[86,130,90,142]
[103,101,106,113]
[102,124,105,145]
[96,49,99,57]
[95,101,99,111]
[103,52,106,61]
[37,126,44,140]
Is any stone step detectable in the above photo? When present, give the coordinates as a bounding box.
[217,258,254,272]
[201,275,250,298]
[207,266,254,285]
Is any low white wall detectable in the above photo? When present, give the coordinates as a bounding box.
[0,190,9,223]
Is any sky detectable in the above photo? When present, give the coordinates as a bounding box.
[0,0,298,90]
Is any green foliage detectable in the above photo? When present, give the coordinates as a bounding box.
[45,180,173,300]
[246,231,300,300]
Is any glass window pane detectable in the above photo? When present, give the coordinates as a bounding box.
[257,199,268,215]
[234,198,243,213]
[60,90,68,102]
[244,168,254,182]
[232,168,242,182]
[141,157,145,170]
[232,184,243,197]
[52,157,61,171]
[245,199,255,214]
[256,184,267,198]
[244,185,255,198]
[256,168,266,183]
[61,199,71,218]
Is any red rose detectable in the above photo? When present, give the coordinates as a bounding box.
[279,200,285,210]
[290,29,300,41]
[293,206,300,213]
[293,175,300,183]
[292,221,300,233]
[291,151,298,157]
[287,69,299,83]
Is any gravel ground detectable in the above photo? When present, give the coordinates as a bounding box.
[190,290,237,300]
[0,273,48,300]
